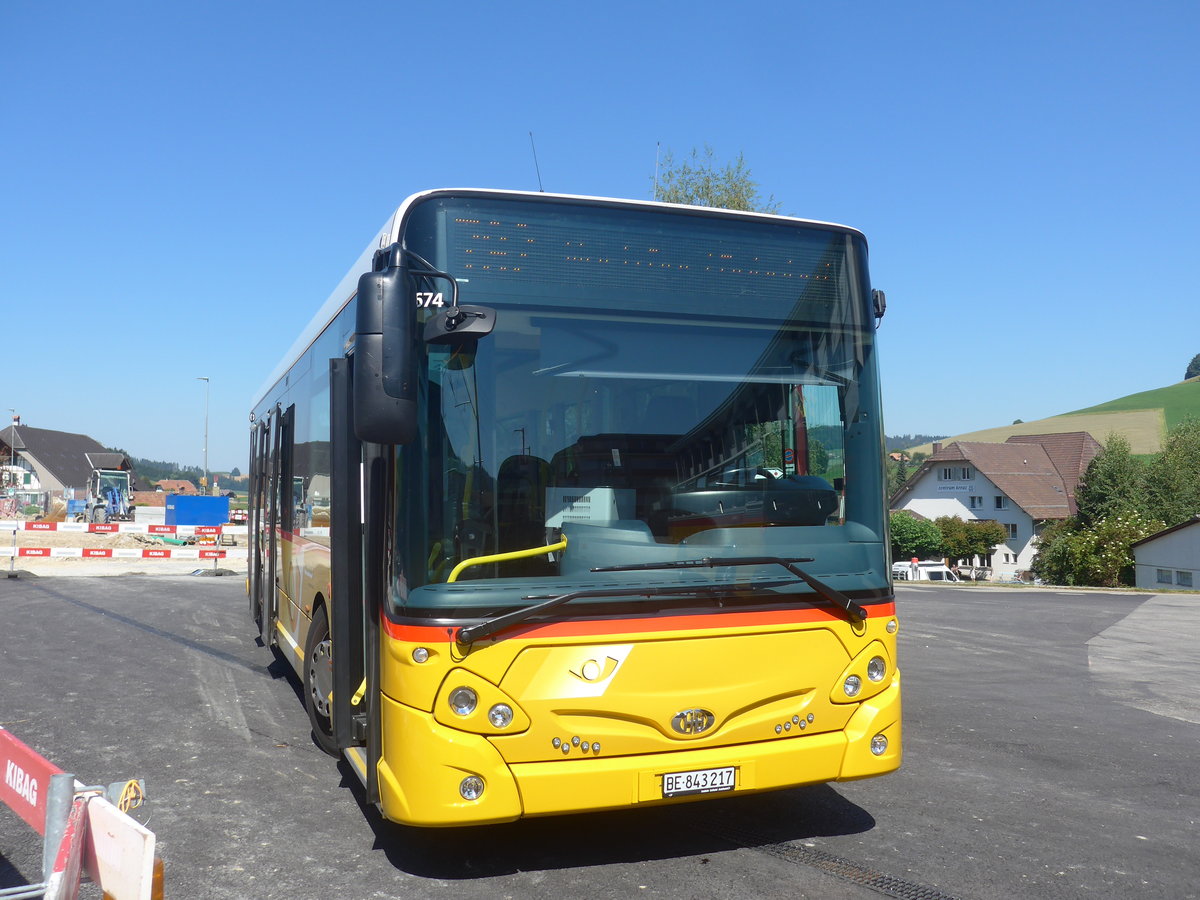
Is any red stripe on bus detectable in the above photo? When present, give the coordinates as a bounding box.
[381,601,896,643]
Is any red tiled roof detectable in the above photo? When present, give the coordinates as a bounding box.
[1005,432,1101,514]
[892,433,1099,520]
[156,479,197,493]
[938,442,1070,519]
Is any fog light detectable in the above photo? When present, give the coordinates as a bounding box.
[459,775,485,800]
[448,687,477,716]
[843,675,862,697]
[887,619,898,634]
[412,647,430,663]
[488,703,514,728]
[871,734,888,756]
[867,656,887,682]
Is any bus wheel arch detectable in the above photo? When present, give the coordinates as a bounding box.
[304,600,339,756]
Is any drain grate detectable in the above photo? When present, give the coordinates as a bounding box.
[703,825,964,900]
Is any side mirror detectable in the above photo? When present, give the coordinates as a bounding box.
[352,244,497,443]
[354,255,416,444]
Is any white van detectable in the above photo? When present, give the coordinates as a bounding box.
[892,561,960,582]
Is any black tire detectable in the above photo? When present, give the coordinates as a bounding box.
[304,605,340,756]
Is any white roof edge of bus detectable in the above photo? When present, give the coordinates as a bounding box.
[250,188,864,410]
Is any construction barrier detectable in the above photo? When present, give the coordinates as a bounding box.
[0,727,161,900]
[1,547,248,560]
[3,520,250,567]
[0,522,248,536]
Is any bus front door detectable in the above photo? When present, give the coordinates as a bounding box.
[330,357,380,804]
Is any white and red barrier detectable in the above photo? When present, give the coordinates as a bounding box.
[1,725,63,836]
[1,547,249,560]
[1,521,248,536]
[0,727,160,900]
[3,521,250,564]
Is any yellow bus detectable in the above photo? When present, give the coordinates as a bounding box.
[248,189,899,826]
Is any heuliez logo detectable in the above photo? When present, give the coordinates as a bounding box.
[671,708,716,736]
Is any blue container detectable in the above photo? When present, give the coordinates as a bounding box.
[165,495,231,526]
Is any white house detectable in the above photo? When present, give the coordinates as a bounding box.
[1131,516,1200,591]
[890,432,1100,579]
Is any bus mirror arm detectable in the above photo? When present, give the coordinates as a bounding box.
[424,304,496,345]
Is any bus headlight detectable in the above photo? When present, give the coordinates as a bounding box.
[448,687,478,716]
[831,641,894,704]
[488,703,514,729]
[435,670,531,734]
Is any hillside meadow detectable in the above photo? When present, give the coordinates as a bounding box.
[904,378,1198,456]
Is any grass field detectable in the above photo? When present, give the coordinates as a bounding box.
[905,378,1199,456]
[1063,378,1200,430]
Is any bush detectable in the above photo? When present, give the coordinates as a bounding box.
[890,511,944,561]
[1032,512,1164,587]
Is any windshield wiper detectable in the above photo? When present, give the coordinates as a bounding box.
[455,578,795,644]
[592,557,868,623]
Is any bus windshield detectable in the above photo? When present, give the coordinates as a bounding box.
[393,195,887,616]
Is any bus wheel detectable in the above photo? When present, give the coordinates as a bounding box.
[304,605,339,756]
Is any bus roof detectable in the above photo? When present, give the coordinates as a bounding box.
[250,189,865,410]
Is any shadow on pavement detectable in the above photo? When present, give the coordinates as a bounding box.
[335,763,875,879]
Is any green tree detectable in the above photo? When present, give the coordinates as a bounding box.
[1074,433,1147,528]
[930,516,968,563]
[654,145,781,213]
[808,439,830,478]
[1185,353,1200,380]
[886,455,908,497]
[889,511,944,561]
[1144,416,1200,526]
[933,516,1007,567]
[965,519,1009,561]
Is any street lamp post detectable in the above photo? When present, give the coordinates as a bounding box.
[4,408,16,492]
[197,377,210,495]
[6,408,16,578]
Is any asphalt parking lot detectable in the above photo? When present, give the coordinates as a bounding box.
[2,574,1197,899]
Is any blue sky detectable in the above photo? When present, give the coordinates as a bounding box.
[3,1,1197,472]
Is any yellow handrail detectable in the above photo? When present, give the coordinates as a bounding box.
[447,536,567,583]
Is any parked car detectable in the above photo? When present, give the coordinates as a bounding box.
[892,561,960,582]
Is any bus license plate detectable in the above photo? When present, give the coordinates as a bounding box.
[661,766,736,799]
